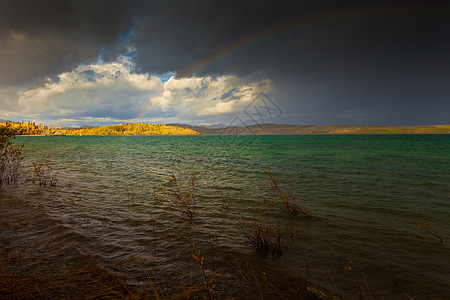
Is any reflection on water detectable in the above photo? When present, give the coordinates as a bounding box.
[1,135,449,299]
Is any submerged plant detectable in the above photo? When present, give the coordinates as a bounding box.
[240,217,298,258]
[192,244,216,300]
[417,221,443,244]
[32,161,57,186]
[263,168,309,216]
[344,258,363,296]
[154,171,199,221]
[125,184,136,201]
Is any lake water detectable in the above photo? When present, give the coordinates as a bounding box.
[1,135,449,299]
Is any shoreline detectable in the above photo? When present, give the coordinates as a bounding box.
[14,132,450,137]
[4,122,450,136]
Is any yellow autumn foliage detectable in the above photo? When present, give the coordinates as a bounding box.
[0,121,199,136]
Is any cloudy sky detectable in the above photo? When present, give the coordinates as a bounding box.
[1,0,449,127]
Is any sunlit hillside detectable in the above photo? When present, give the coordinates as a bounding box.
[60,123,199,135]
[0,121,199,136]
[0,121,42,135]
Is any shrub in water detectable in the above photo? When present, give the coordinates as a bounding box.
[154,171,199,221]
[0,124,23,186]
[263,168,310,216]
[32,161,58,186]
[240,217,297,258]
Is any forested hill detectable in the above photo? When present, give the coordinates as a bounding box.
[0,121,199,136]
[60,123,199,135]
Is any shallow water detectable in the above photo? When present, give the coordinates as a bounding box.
[1,134,449,299]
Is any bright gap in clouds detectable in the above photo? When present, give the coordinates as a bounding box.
[0,57,272,127]
[156,73,175,83]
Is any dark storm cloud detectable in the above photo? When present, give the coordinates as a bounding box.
[131,0,450,124]
[0,0,137,85]
[132,1,450,76]
[1,0,449,124]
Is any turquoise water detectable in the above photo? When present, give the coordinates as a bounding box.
[2,135,449,299]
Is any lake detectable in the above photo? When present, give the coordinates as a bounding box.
[1,134,449,299]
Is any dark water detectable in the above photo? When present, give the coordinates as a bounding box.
[1,135,449,299]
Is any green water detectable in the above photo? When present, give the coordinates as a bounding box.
[2,134,449,299]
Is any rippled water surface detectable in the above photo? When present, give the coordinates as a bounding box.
[1,135,449,299]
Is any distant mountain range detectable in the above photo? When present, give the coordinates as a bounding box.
[3,119,449,134]
[167,123,450,134]
[47,124,69,129]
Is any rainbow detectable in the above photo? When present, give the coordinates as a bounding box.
[134,101,156,123]
[180,3,450,78]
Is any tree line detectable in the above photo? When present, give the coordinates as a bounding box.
[0,121,199,136]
